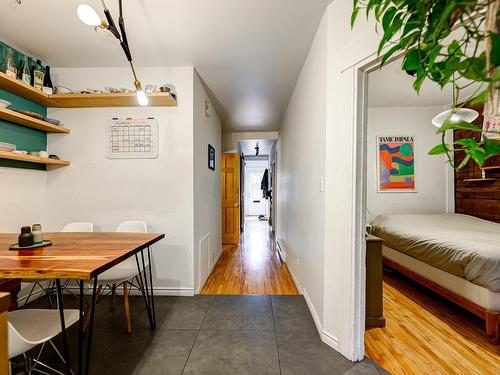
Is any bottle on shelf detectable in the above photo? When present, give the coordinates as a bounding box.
[31,59,44,90]
[4,48,17,79]
[17,56,31,85]
[42,65,53,94]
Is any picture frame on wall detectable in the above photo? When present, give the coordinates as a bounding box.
[376,135,416,193]
[208,144,215,170]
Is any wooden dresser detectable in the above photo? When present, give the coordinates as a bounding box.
[0,279,20,311]
[366,234,386,329]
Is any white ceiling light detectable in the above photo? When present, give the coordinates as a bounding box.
[431,108,479,128]
[77,0,149,106]
[77,4,103,27]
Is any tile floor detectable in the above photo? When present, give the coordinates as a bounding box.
[20,295,389,375]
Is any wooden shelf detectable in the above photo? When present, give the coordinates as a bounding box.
[1,72,177,108]
[0,150,70,168]
[0,108,70,133]
[0,72,57,107]
[480,165,500,171]
[49,92,177,108]
[463,178,497,182]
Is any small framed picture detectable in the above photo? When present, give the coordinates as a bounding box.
[208,144,215,170]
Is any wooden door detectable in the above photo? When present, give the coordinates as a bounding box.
[222,153,240,244]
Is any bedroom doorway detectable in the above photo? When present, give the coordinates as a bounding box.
[358,57,499,374]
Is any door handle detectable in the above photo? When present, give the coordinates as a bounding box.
[234,203,240,208]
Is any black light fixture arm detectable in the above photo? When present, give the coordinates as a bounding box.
[99,0,132,62]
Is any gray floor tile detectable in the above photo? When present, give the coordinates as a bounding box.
[138,295,213,330]
[183,330,280,375]
[271,295,317,332]
[277,330,354,375]
[344,359,390,375]
[91,329,198,375]
[202,295,274,331]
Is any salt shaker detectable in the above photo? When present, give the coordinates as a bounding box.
[32,224,43,244]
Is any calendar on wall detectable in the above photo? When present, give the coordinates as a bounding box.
[106,118,159,159]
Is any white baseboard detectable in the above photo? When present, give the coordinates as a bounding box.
[276,239,287,262]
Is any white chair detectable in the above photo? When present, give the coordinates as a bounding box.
[9,309,79,374]
[61,222,94,232]
[83,221,148,333]
[23,223,94,308]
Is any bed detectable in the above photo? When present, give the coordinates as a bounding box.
[370,213,500,344]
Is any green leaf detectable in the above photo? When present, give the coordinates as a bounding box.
[381,43,402,66]
[456,154,471,170]
[468,149,486,167]
[402,49,421,71]
[437,119,482,133]
[454,138,477,148]
[428,144,448,155]
[491,33,500,67]
[484,137,500,157]
[382,7,397,31]
[471,88,489,105]
[351,6,360,27]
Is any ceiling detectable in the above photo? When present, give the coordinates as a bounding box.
[368,59,482,108]
[0,0,332,132]
[239,139,275,156]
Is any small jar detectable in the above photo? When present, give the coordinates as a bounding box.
[19,226,34,247]
[32,224,43,243]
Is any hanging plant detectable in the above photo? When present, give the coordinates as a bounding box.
[352,0,500,168]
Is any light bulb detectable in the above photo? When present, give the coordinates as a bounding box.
[449,113,460,123]
[137,90,149,106]
[77,4,102,27]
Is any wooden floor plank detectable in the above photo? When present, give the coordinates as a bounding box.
[201,220,299,295]
[365,270,500,375]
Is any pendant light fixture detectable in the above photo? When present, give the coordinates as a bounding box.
[432,81,479,128]
[77,0,149,106]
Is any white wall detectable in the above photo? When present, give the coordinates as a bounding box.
[278,14,327,333]
[47,66,196,295]
[193,70,222,293]
[0,168,46,231]
[366,106,449,221]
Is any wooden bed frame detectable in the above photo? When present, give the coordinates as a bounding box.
[383,257,499,345]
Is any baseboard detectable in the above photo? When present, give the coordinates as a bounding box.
[276,239,287,262]
[321,329,340,351]
[63,284,195,297]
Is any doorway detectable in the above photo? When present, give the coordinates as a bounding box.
[244,158,269,220]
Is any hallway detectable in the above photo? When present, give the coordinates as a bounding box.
[201,220,299,295]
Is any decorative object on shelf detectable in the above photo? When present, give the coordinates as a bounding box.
[0,99,11,108]
[4,47,17,79]
[41,117,61,126]
[18,226,34,247]
[77,0,150,106]
[17,55,31,85]
[31,224,43,243]
[28,151,39,156]
[39,151,49,158]
[42,65,53,94]
[53,86,74,94]
[145,84,156,93]
[13,150,27,155]
[0,142,15,151]
[48,154,60,160]
[377,136,416,192]
[9,240,52,251]
[13,109,43,119]
[31,59,44,90]
[208,144,216,170]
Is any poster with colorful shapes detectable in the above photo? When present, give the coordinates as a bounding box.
[377,136,415,192]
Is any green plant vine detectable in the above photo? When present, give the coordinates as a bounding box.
[352,0,500,168]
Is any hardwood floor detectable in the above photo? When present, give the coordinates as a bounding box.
[365,270,500,375]
[201,220,299,295]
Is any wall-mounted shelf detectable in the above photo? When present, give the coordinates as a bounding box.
[463,178,497,182]
[1,72,177,108]
[0,72,57,107]
[0,108,70,133]
[480,166,500,171]
[49,92,177,108]
[0,150,70,168]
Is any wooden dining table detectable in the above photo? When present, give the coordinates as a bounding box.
[0,232,165,375]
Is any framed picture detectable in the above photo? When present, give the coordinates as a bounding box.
[377,136,416,192]
[208,144,215,170]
